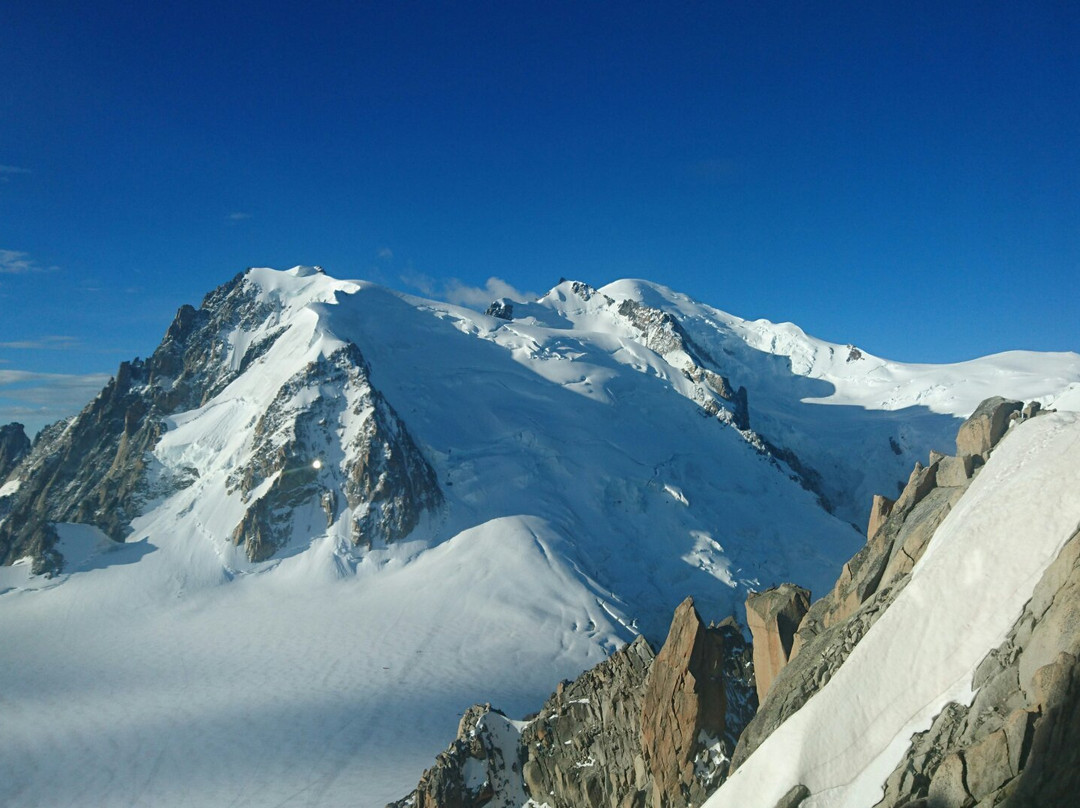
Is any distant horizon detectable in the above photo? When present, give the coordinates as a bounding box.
[2,1,1077,432]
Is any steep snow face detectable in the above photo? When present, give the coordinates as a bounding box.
[704,412,1080,808]
[312,280,858,635]
[599,279,1080,522]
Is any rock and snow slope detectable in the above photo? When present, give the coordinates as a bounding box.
[0,266,1077,807]
[705,411,1080,808]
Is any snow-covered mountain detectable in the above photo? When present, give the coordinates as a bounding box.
[1,266,1077,807]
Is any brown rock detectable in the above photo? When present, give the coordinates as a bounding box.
[640,597,728,808]
[868,494,895,540]
[926,751,972,807]
[772,784,810,808]
[935,455,974,487]
[893,461,939,515]
[955,397,1023,459]
[963,729,1010,800]
[746,585,811,703]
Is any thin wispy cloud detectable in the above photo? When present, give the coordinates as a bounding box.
[400,272,538,308]
[377,247,394,260]
[0,249,57,275]
[227,212,252,221]
[0,335,81,350]
[0,165,30,183]
[0,370,112,434]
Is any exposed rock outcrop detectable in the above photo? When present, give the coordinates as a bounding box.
[875,524,1080,807]
[617,297,751,431]
[640,599,735,808]
[391,600,756,808]
[485,299,514,320]
[867,494,895,539]
[388,703,528,808]
[0,270,440,572]
[521,636,656,808]
[729,396,1073,804]
[0,422,31,481]
[955,396,1022,460]
[227,344,440,560]
[745,585,811,703]
[732,400,1014,770]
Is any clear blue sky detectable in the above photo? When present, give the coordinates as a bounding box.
[2,1,1077,434]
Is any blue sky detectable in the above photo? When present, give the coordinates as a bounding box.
[2,1,1077,435]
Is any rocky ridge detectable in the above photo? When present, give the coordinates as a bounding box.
[731,397,1027,771]
[390,598,755,808]
[873,520,1080,807]
[0,422,30,482]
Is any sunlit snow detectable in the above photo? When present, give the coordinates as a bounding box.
[1,267,1077,807]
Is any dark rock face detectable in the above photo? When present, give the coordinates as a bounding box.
[616,297,751,430]
[387,704,524,808]
[0,422,31,481]
[484,300,514,320]
[774,784,811,808]
[0,271,440,573]
[0,272,283,572]
[392,601,756,808]
[226,344,440,561]
[521,636,656,808]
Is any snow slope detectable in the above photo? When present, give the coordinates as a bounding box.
[705,411,1080,808]
[1,267,1077,807]
[601,279,1080,523]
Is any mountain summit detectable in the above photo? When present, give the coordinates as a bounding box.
[1,267,1077,806]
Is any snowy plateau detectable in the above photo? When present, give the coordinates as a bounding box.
[1,266,1078,808]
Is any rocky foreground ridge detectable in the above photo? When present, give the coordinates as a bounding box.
[388,598,755,808]
[392,398,1080,808]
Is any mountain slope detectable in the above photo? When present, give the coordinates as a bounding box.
[705,410,1080,808]
[1,266,1077,807]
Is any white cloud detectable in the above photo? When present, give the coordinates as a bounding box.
[0,249,55,274]
[399,273,538,309]
[0,370,111,434]
[0,165,30,183]
[377,247,393,260]
[0,335,80,350]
